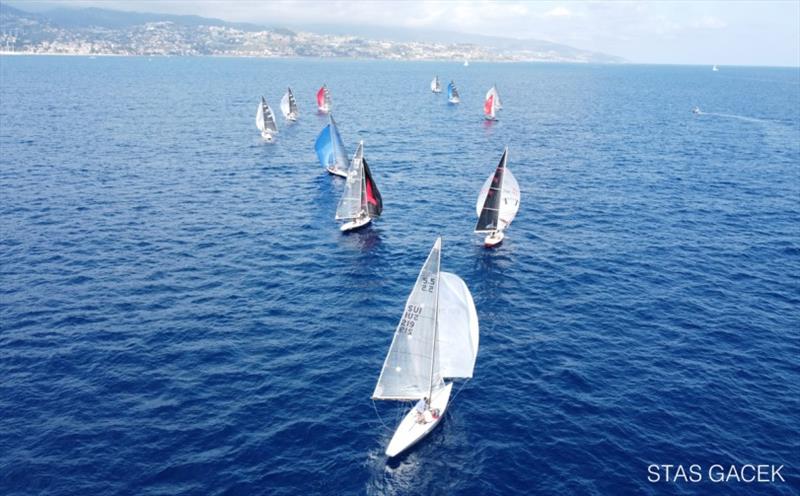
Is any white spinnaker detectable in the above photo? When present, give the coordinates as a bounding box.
[256,102,266,131]
[280,92,291,118]
[475,167,520,231]
[335,143,364,220]
[436,272,479,379]
[373,238,444,400]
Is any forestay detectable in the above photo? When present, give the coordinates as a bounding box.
[436,272,479,378]
[373,238,444,400]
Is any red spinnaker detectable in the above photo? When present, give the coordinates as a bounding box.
[317,87,326,107]
[484,95,494,116]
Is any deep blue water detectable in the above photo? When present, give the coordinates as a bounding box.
[1,56,799,495]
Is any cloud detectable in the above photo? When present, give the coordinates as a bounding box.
[544,6,572,18]
[691,16,727,29]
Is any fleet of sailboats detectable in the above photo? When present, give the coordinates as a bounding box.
[248,78,521,457]
[475,147,521,247]
[314,115,349,177]
[336,141,383,232]
[317,84,332,113]
[372,237,479,457]
[255,96,278,141]
[280,87,299,121]
[447,80,461,104]
[430,75,442,93]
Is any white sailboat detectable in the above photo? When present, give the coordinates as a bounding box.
[317,84,332,113]
[256,96,278,141]
[712,65,719,72]
[486,84,503,110]
[373,237,479,458]
[484,86,500,121]
[475,147,520,247]
[280,87,299,121]
[464,59,469,67]
[336,141,383,232]
[430,75,442,93]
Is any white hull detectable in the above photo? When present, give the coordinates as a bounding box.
[327,166,348,178]
[449,98,460,104]
[484,115,496,121]
[432,89,441,94]
[340,215,372,232]
[285,113,298,121]
[483,231,504,247]
[261,130,274,141]
[386,383,453,458]
[318,105,330,113]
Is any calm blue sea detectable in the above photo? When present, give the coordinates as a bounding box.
[1,56,799,495]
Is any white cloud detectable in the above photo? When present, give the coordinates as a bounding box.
[544,6,572,18]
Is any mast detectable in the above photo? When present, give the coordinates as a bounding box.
[427,237,442,401]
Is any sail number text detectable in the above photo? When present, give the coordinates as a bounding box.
[398,304,422,335]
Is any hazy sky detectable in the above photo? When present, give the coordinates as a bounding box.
[16,1,800,66]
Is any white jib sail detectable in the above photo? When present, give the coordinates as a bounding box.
[373,238,444,400]
[335,142,364,220]
[475,167,520,231]
[256,102,266,131]
[436,272,479,378]
[280,92,291,118]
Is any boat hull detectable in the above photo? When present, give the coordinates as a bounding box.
[484,231,504,248]
[386,382,453,458]
[340,216,371,232]
[318,106,330,113]
[326,166,348,178]
[448,98,460,104]
[261,131,274,141]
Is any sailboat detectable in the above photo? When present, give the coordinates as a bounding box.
[464,59,469,67]
[317,84,332,113]
[256,96,278,141]
[447,81,461,104]
[372,237,479,458]
[484,88,499,121]
[280,87,299,121]
[430,75,442,93]
[335,141,383,232]
[314,114,349,177]
[486,84,503,110]
[712,65,719,72]
[475,147,520,247]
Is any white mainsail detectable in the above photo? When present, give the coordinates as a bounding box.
[475,163,520,231]
[335,142,364,220]
[436,272,479,378]
[281,87,298,119]
[430,76,441,93]
[373,238,443,400]
[264,103,278,133]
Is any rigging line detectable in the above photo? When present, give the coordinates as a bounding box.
[371,399,394,433]
[449,378,471,405]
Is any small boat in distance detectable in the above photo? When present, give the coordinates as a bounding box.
[464,59,469,67]
[692,106,701,115]
[280,87,299,121]
[475,147,520,248]
[317,84,332,113]
[373,237,479,458]
[448,81,461,104]
[256,96,278,141]
[484,88,499,121]
[712,65,719,72]
[486,84,503,110]
[431,75,442,93]
[314,114,349,177]
[336,141,383,232]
